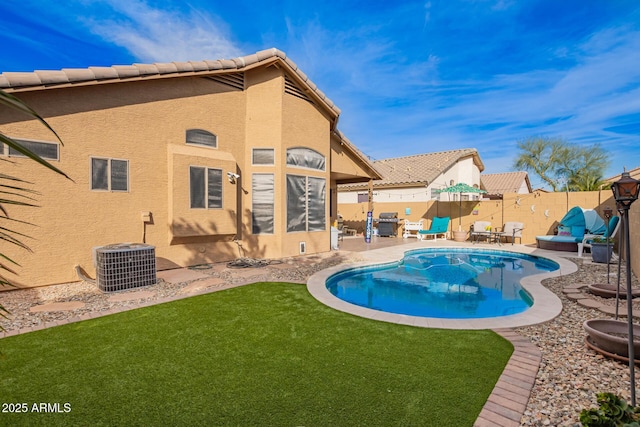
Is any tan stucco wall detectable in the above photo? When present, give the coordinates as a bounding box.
[0,65,337,288]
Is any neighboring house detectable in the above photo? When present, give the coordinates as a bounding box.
[0,48,380,288]
[338,148,485,205]
[480,171,532,200]
[604,167,640,184]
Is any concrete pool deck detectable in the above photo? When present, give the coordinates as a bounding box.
[308,239,577,330]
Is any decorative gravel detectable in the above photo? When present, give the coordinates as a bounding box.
[1,251,639,426]
[517,257,640,427]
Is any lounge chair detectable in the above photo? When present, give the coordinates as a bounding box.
[578,215,620,257]
[402,219,424,239]
[536,206,607,252]
[498,222,524,245]
[470,221,492,243]
[417,216,450,241]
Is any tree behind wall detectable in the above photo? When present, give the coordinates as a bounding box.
[513,136,609,191]
[0,89,70,328]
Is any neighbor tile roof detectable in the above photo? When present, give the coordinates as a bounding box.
[481,171,532,195]
[0,48,341,117]
[604,166,640,183]
[339,148,483,189]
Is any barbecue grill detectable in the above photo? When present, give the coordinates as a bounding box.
[376,212,399,237]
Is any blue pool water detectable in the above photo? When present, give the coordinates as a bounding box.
[326,249,559,319]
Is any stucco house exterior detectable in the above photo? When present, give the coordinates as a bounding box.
[336,149,485,233]
[0,48,380,288]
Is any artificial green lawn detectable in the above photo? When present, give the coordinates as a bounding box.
[1,282,513,426]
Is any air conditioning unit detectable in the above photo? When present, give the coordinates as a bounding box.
[94,243,157,292]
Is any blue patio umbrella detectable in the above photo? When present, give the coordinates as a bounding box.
[436,183,487,229]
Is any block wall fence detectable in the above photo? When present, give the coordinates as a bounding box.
[338,189,639,277]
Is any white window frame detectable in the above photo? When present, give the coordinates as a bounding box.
[90,157,129,192]
[189,166,223,209]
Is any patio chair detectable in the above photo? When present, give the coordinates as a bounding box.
[578,215,620,257]
[417,216,450,241]
[470,221,492,243]
[498,222,524,245]
[402,219,424,239]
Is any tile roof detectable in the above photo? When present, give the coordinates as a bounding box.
[481,171,532,195]
[339,148,483,189]
[0,48,341,118]
[604,166,640,183]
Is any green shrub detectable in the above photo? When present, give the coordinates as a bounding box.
[580,392,640,426]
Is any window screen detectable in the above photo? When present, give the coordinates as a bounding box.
[9,139,59,160]
[91,157,128,191]
[252,174,274,234]
[190,166,222,209]
[207,168,222,209]
[190,167,206,208]
[252,148,275,165]
[186,129,217,148]
[357,193,368,203]
[111,160,129,191]
[91,158,109,190]
[286,147,325,171]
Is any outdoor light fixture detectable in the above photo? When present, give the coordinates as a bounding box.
[611,171,640,406]
[603,206,613,285]
[611,171,640,208]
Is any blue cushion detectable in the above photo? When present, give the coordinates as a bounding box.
[571,225,585,238]
[607,216,620,237]
[430,216,450,232]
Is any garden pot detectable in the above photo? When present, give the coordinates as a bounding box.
[583,319,640,358]
[452,230,468,242]
[588,283,640,299]
[591,242,613,263]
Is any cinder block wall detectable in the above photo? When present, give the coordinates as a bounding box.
[339,189,619,244]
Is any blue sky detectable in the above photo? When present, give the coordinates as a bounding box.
[1,0,639,188]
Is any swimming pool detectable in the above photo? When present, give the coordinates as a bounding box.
[325,249,558,319]
[308,243,572,329]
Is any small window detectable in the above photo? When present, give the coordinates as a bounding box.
[286,147,325,171]
[7,139,59,160]
[186,129,217,148]
[252,148,275,165]
[357,193,368,203]
[190,166,222,209]
[91,157,129,192]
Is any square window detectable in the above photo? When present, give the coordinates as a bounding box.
[190,166,222,209]
[91,157,129,192]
